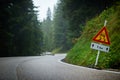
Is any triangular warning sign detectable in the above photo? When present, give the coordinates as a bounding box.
[93,27,110,45]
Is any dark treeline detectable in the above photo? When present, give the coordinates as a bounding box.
[61,0,118,41]
[0,0,118,56]
[41,8,53,52]
[0,0,43,56]
[52,1,71,52]
[41,0,118,52]
[41,6,71,52]
[53,0,118,52]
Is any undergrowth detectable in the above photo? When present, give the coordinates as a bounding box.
[65,2,120,69]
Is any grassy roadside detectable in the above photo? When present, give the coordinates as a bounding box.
[65,2,120,69]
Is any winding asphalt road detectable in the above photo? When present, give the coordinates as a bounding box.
[0,54,120,80]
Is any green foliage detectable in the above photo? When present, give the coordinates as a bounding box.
[60,0,118,46]
[65,3,120,69]
[52,1,72,52]
[0,0,43,56]
[41,8,54,51]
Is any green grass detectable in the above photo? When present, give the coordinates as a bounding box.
[65,3,120,69]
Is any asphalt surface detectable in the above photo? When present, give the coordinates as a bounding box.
[0,54,120,80]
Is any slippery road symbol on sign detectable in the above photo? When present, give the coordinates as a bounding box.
[92,27,110,45]
[91,20,111,66]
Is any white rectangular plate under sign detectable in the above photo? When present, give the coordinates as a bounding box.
[91,42,110,52]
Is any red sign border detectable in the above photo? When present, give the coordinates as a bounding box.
[92,27,110,45]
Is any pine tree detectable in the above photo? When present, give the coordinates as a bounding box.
[0,0,43,56]
[52,1,71,52]
[41,8,53,51]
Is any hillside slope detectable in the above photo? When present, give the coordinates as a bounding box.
[65,3,120,69]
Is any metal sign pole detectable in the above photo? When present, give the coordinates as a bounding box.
[94,20,107,67]
[95,50,100,66]
[104,20,107,27]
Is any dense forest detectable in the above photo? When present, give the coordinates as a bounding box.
[0,0,43,56]
[0,0,119,58]
[64,1,120,69]
[41,0,120,69]
[41,3,71,52]
[42,0,118,53]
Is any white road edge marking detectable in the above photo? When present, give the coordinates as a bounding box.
[57,54,120,74]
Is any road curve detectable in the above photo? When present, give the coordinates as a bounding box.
[0,54,120,80]
[0,56,42,80]
[17,54,120,80]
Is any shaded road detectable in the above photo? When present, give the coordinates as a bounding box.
[0,54,120,80]
[0,56,41,80]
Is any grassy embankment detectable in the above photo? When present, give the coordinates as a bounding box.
[65,3,120,69]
